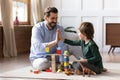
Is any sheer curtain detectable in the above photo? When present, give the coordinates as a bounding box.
[31,0,43,24]
[0,0,17,57]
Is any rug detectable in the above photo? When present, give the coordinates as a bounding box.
[0,63,120,80]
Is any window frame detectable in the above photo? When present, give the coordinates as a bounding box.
[0,0,31,25]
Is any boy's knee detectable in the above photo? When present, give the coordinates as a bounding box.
[72,62,82,71]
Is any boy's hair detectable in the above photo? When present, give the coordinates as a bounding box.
[79,22,94,39]
[44,7,58,17]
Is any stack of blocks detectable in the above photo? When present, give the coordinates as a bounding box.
[64,50,69,70]
[45,47,62,72]
[64,50,74,75]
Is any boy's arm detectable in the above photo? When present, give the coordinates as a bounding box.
[64,39,81,46]
[58,29,81,46]
[87,45,101,64]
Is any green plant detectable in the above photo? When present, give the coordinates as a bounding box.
[64,26,77,33]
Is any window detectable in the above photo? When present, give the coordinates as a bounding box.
[0,0,30,25]
[13,0,30,25]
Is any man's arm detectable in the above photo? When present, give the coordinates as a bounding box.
[46,29,59,48]
[57,26,68,62]
[31,25,58,53]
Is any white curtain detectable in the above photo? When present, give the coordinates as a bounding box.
[31,0,43,24]
[0,0,17,57]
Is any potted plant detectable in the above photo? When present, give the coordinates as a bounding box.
[64,26,77,33]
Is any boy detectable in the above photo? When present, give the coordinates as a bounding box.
[58,22,107,74]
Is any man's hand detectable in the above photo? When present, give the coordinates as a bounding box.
[46,29,60,48]
[57,29,65,42]
[55,29,59,43]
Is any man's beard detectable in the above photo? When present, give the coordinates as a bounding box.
[48,22,57,30]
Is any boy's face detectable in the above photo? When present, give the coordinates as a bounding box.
[77,30,85,40]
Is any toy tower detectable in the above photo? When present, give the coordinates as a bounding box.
[64,50,69,70]
[64,50,74,75]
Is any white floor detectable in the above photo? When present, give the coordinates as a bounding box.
[0,53,120,80]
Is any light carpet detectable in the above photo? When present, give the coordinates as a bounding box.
[0,63,120,80]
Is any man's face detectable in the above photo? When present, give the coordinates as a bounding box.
[46,12,58,30]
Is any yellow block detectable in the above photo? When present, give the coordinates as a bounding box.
[45,47,49,52]
[64,62,69,66]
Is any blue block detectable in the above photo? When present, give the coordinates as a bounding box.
[64,66,69,68]
[64,58,69,62]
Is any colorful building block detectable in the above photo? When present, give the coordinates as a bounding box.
[56,47,61,54]
[45,47,49,53]
[46,69,52,72]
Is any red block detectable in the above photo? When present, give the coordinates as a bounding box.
[56,50,61,54]
[46,69,52,72]
[33,70,40,74]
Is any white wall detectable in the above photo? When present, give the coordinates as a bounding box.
[47,0,120,53]
[41,0,51,11]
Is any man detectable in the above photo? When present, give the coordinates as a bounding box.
[29,7,67,70]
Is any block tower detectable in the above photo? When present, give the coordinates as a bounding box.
[64,50,69,70]
[64,50,74,75]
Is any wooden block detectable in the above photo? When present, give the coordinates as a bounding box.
[56,47,61,54]
[64,62,69,66]
[45,47,49,52]
[51,55,56,73]
[46,54,60,73]
[64,50,69,56]
[56,50,61,54]
[64,57,69,62]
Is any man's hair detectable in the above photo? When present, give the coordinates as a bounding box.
[78,22,94,40]
[44,7,58,17]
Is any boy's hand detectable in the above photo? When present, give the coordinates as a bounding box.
[80,58,88,62]
[74,58,87,62]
